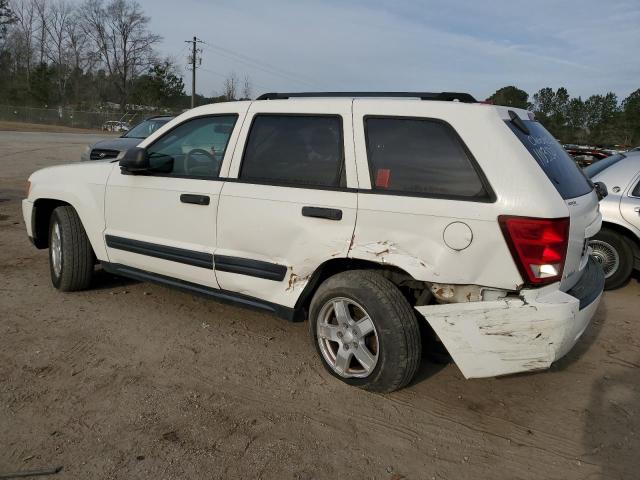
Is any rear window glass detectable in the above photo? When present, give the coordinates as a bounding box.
[364,117,490,199]
[507,120,591,199]
[583,153,626,179]
[240,115,344,187]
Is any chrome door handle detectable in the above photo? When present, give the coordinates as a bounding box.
[634,207,640,214]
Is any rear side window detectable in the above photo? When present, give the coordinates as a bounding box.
[364,117,490,199]
[507,120,592,199]
[633,178,640,197]
[240,115,344,187]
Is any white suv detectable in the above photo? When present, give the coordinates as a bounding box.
[22,92,605,392]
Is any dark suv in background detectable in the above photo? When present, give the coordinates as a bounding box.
[81,115,174,161]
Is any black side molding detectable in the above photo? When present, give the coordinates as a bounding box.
[105,235,213,269]
[302,206,342,221]
[214,255,287,281]
[180,194,210,205]
[101,262,297,321]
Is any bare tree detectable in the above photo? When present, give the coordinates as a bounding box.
[79,0,160,109]
[9,0,38,79]
[241,74,252,100]
[38,0,76,103]
[222,71,238,101]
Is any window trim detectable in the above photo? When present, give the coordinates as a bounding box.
[362,115,496,203]
[630,174,640,199]
[237,113,347,190]
[139,113,240,180]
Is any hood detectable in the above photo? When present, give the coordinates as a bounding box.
[91,136,143,152]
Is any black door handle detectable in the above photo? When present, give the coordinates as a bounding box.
[302,206,342,221]
[180,194,210,205]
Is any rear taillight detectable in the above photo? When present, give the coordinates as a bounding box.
[499,216,569,286]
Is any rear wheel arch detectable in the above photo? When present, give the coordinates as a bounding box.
[294,258,426,320]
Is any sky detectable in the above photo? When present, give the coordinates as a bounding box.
[145,0,640,101]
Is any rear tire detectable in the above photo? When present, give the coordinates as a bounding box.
[590,228,633,290]
[49,206,94,292]
[309,270,422,393]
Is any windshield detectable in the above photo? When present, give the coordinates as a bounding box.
[583,153,627,178]
[506,120,592,199]
[124,118,171,139]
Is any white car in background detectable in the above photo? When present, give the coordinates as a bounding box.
[22,92,604,392]
[585,151,640,289]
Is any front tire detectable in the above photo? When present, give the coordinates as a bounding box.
[590,228,633,290]
[309,270,421,393]
[49,206,94,291]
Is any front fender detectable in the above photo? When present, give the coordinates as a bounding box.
[28,162,117,261]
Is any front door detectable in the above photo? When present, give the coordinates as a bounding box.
[215,100,358,308]
[104,111,245,288]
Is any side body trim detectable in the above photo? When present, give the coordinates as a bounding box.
[105,235,213,269]
[214,254,288,281]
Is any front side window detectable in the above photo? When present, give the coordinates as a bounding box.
[146,115,237,178]
[364,117,489,199]
[240,115,344,187]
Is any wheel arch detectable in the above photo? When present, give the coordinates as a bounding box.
[32,199,99,261]
[600,221,640,251]
[293,258,427,320]
[599,221,640,268]
[31,198,71,249]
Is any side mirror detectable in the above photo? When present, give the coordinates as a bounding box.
[594,181,608,201]
[119,147,150,173]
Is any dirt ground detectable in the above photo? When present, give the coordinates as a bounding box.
[1,130,639,480]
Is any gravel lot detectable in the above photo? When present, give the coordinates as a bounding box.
[1,130,639,480]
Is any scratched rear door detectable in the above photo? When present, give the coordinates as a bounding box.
[214,98,358,308]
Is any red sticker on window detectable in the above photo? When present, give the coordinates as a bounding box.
[375,169,391,188]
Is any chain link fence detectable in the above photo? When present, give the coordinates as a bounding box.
[0,105,165,130]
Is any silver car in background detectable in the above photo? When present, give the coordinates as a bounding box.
[585,151,640,289]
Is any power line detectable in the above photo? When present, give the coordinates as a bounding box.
[200,41,319,88]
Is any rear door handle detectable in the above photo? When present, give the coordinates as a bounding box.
[302,206,342,221]
[180,194,210,205]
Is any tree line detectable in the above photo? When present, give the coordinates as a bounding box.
[1,0,637,146]
[488,85,640,148]
[0,0,253,111]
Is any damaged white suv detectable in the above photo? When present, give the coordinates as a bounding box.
[23,92,605,392]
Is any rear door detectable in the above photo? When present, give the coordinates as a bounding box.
[506,117,600,290]
[215,100,358,308]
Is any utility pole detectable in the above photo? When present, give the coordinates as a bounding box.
[185,36,204,108]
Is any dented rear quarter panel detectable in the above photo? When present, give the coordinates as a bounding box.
[349,100,569,291]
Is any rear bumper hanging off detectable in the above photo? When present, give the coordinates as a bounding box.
[416,258,605,379]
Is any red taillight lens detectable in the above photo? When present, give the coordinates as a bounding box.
[499,216,569,286]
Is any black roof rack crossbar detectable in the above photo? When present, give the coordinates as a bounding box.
[256,92,477,103]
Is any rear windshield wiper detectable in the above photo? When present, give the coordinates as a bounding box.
[508,110,530,135]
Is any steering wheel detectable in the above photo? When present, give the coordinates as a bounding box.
[184,148,216,175]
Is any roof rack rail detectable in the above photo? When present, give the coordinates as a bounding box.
[256,92,477,103]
